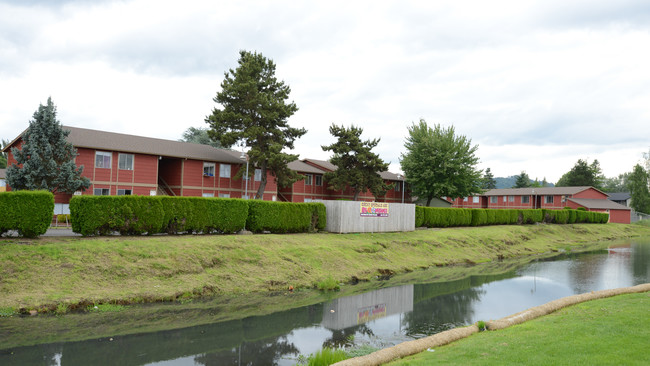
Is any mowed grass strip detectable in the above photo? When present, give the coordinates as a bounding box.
[1,223,648,311]
[388,292,650,366]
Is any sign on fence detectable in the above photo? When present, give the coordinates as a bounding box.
[360,202,389,217]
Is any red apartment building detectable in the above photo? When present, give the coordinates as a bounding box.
[3,126,409,212]
[450,187,631,224]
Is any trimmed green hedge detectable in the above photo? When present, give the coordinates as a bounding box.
[246,201,326,233]
[0,190,54,238]
[70,196,249,236]
[70,196,325,236]
[415,207,606,228]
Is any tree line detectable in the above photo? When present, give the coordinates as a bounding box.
[4,50,649,215]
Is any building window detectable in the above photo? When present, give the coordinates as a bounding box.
[315,175,322,186]
[472,196,479,203]
[503,196,507,202]
[117,189,132,196]
[95,151,111,168]
[254,168,262,181]
[508,195,515,202]
[203,162,215,177]
[463,197,468,202]
[202,193,214,198]
[545,195,554,204]
[218,193,230,198]
[305,174,313,185]
[522,196,530,204]
[94,188,110,196]
[220,164,231,178]
[118,153,134,170]
[395,181,401,192]
[490,196,497,204]
[304,198,313,202]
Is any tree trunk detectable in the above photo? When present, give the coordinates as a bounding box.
[426,195,433,206]
[353,189,360,201]
[256,163,267,200]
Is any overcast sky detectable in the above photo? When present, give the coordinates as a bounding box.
[2,0,649,182]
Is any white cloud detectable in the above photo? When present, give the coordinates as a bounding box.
[1,0,649,184]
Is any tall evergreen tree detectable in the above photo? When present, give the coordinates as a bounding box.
[629,164,650,213]
[0,138,9,169]
[400,119,482,206]
[482,168,496,190]
[322,124,391,201]
[513,171,531,188]
[206,50,306,198]
[6,98,90,193]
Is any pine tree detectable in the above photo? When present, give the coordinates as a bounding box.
[205,51,305,198]
[482,168,497,190]
[629,164,650,213]
[322,124,392,201]
[6,98,90,193]
[513,171,531,188]
[0,139,8,169]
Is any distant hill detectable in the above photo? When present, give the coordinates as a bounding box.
[494,176,555,189]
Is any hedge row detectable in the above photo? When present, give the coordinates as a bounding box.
[415,207,608,228]
[70,196,326,236]
[246,201,326,233]
[0,191,54,238]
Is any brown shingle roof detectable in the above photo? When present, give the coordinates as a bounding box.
[287,160,327,174]
[568,198,631,210]
[65,126,244,164]
[483,187,606,197]
[302,158,404,181]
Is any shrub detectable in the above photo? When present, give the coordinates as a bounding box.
[471,209,488,226]
[299,348,349,366]
[71,196,249,236]
[415,206,425,227]
[520,209,543,224]
[246,200,326,233]
[160,197,248,234]
[0,190,54,238]
[70,195,165,236]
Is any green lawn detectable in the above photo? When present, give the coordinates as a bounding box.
[389,292,650,365]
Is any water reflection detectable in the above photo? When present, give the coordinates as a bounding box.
[2,240,649,365]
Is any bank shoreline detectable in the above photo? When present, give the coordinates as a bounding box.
[1,223,649,314]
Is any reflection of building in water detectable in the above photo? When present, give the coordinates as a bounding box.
[321,285,413,330]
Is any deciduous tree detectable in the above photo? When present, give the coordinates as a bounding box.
[205,51,306,198]
[6,98,90,193]
[556,159,604,188]
[180,126,221,148]
[400,119,482,206]
[629,164,650,213]
[322,124,391,201]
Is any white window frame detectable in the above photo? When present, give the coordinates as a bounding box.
[508,195,515,202]
[315,175,322,186]
[117,189,132,196]
[95,151,111,168]
[218,193,230,198]
[304,198,313,202]
[463,197,468,202]
[219,164,231,178]
[472,196,479,203]
[395,181,401,192]
[545,195,554,204]
[203,162,215,177]
[94,188,110,196]
[522,195,530,204]
[305,174,313,185]
[254,168,262,182]
[202,193,214,198]
[490,196,498,204]
[503,195,507,202]
[118,153,134,170]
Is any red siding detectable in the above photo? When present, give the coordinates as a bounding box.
[574,188,608,199]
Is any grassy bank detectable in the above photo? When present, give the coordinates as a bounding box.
[1,223,649,314]
[388,292,650,365]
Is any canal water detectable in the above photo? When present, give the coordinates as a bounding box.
[2,238,649,365]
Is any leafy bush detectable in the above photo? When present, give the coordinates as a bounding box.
[420,207,472,227]
[0,190,54,238]
[160,196,248,234]
[471,209,488,226]
[246,200,326,233]
[519,209,543,224]
[415,206,425,227]
[298,348,349,366]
